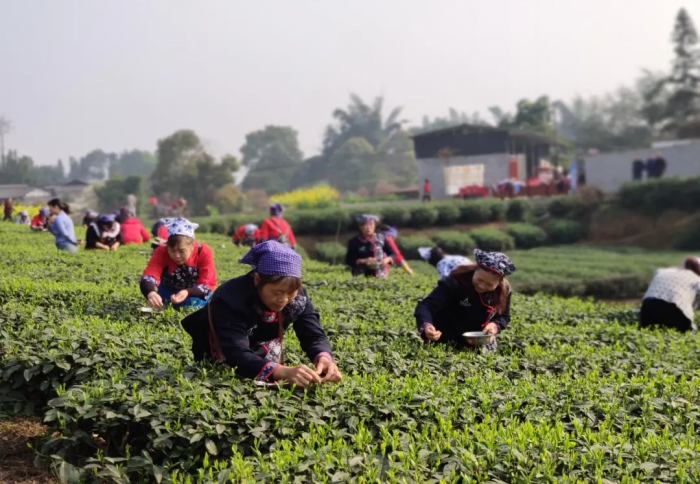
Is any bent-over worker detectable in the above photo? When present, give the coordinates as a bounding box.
[181,241,342,386]
[414,249,516,351]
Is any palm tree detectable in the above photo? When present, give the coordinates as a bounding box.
[322,94,404,157]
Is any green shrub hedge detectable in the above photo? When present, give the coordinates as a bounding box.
[315,242,346,264]
[674,222,700,251]
[470,227,515,252]
[547,195,583,218]
[516,274,648,300]
[396,235,434,260]
[505,199,533,222]
[546,219,585,244]
[408,206,439,228]
[505,223,547,249]
[617,176,700,214]
[379,205,411,227]
[431,231,475,255]
[434,203,461,226]
[457,199,493,224]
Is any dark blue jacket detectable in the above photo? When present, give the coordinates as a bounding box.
[415,274,511,344]
[181,272,332,381]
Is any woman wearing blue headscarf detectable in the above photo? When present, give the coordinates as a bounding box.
[181,241,341,386]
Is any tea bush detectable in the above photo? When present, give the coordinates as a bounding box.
[505,198,533,222]
[546,218,585,244]
[431,231,475,255]
[505,223,547,249]
[396,235,434,260]
[408,206,439,228]
[378,205,411,227]
[315,242,346,264]
[434,203,461,226]
[1,225,699,483]
[470,227,515,251]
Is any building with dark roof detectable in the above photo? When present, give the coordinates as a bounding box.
[411,124,560,199]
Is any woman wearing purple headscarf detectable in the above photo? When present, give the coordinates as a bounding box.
[181,241,341,387]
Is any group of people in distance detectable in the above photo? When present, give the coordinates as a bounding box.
[632,152,667,181]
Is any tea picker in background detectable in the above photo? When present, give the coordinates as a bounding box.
[150,218,169,249]
[423,179,431,202]
[639,257,700,333]
[414,249,516,351]
[345,214,396,278]
[85,214,123,251]
[181,241,341,386]
[232,223,261,248]
[30,207,50,231]
[15,210,30,225]
[632,155,645,181]
[380,224,413,275]
[120,211,151,245]
[141,217,217,310]
[3,197,13,222]
[260,203,297,249]
[82,209,98,228]
[47,198,78,253]
[419,246,472,280]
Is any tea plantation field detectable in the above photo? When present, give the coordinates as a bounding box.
[1,225,699,483]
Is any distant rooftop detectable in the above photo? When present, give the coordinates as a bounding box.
[411,123,561,146]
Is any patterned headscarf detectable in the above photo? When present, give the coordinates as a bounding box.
[382,225,398,239]
[239,241,302,278]
[85,210,98,218]
[99,214,115,223]
[474,248,516,277]
[20,210,28,216]
[357,214,379,225]
[244,224,258,235]
[270,203,283,217]
[163,217,199,239]
[39,207,49,217]
[418,247,432,261]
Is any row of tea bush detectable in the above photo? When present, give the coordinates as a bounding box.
[192,198,536,235]
[315,220,585,264]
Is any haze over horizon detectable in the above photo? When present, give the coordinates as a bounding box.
[0,0,693,167]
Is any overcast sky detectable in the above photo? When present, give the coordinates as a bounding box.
[0,0,693,167]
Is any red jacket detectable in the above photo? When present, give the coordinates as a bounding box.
[232,225,261,245]
[121,218,151,245]
[31,215,47,228]
[423,181,431,193]
[259,216,296,247]
[142,243,217,292]
[385,236,405,265]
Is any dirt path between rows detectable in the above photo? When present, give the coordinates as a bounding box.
[0,419,56,484]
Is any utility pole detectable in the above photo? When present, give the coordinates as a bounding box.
[0,117,13,165]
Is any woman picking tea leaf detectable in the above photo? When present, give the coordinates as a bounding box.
[345,214,396,278]
[85,214,123,251]
[181,241,341,386]
[47,198,78,253]
[140,217,217,310]
[418,246,472,281]
[414,249,516,351]
[260,203,297,249]
[380,225,413,275]
[640,256,700,332]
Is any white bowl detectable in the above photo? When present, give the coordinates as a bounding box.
[462,331,494,346]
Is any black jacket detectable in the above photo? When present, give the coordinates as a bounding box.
[414,274,511,345]
[181,272,332,381]
[345,233,396,277]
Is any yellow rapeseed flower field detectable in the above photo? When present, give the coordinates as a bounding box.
[270,183,339,209]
